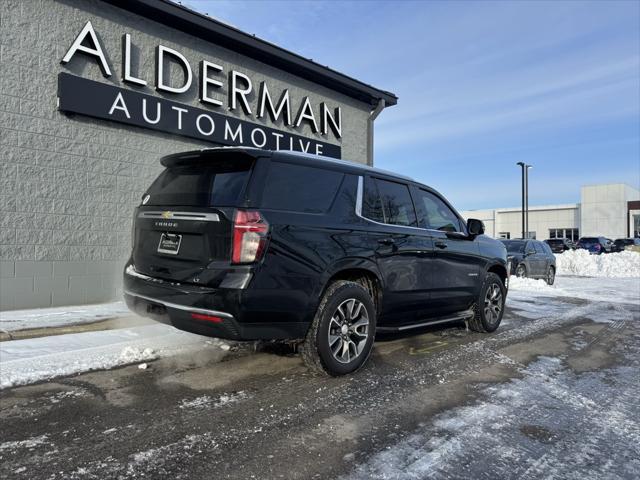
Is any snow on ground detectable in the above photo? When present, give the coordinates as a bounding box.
[344,355,640,480]
[509,276,640,306]
[0,324,230,389]
[555,249,640,277]
[0,301,131,332]
[178,391,249,410]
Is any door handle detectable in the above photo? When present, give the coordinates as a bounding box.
[435,241,448,249]
[378,238,395,246]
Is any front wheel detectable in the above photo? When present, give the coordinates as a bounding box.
[301,280,376,376]
[515,263,527,278]
[468,272,506,333]
[546,266,555,285]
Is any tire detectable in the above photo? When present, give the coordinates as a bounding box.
[515,263,527,278]
[301,280,376,376]
[468,272,506,333]
[546,266,555,285]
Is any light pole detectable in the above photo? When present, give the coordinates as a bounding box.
[517,162,525,238]
[525,164,532,238]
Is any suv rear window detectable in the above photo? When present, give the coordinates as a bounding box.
[260,161,344,213]
[145,157,253,207]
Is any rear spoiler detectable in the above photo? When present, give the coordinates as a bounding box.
[160,147,271,168]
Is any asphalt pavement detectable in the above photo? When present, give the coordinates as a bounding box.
[1,291,639,479]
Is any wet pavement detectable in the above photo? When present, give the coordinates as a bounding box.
[1,286,639,479]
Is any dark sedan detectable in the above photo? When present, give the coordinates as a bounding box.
[501,239,557,284]
[544,238,575,253]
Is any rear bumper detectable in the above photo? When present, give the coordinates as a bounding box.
[123,265,309,341]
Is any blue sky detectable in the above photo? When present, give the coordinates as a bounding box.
[184,0,640,211]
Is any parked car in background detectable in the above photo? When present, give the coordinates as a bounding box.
[544,238,575,253]
[576,237,613,254]
[123,147,509,376]
[613,238,640,252]
[500,239,556,284]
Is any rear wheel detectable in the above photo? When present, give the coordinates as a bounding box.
[468,272,505,333]
[302,280,376,376]
[546,266,555,285]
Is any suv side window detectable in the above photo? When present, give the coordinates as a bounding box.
[261,162,344,213]
[541,242,553,255]
[363,177,417,227]
[534,241,544,254]
[525,241,536,254]
[417,189,462,232]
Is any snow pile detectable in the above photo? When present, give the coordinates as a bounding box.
[508,276,556,292]
[555,249,640,278]
[0,301,131,332]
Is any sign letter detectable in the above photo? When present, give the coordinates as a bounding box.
[108,92,130,119]
[156,45,193,94]
[230,70,253,115]
[321,103,342,138]
[257,82,291,126]
[142,98,161,124]
[294,97,319,133]
[61,21,112,77]
[122,33,147,86]
[200,60,223,107]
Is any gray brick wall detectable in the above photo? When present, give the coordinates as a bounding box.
[0,0,371,312]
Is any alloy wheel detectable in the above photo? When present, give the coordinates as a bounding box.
[515,265,526,277]
[327,298,370,364]
[548,268,555,284]
[484,283,503,325]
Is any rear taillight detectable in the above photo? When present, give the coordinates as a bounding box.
[191,313,223,323]
[232,210,269,264]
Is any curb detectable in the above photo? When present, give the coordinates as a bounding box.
[0,316,152,342]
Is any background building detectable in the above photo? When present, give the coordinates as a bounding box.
[462,183,640,241]
[0,0,396,310]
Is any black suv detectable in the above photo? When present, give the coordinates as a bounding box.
[613,238,640,252]
[544,238,575,253]
[124,148,509,376]
[500,239,557,284]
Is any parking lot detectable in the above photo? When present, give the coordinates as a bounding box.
[1,275,639,479]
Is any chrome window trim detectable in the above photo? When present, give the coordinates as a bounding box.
[124,290,234,319]
[138,211,220,222]
[355,176,462,234]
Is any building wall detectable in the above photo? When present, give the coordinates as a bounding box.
[0,0,372,310]
[462,183,639,241]
[461,204,580,240]
[580,184,640,239]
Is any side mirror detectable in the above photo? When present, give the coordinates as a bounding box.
[467,218,484,236]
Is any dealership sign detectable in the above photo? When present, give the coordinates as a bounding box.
[58,21,342,158]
